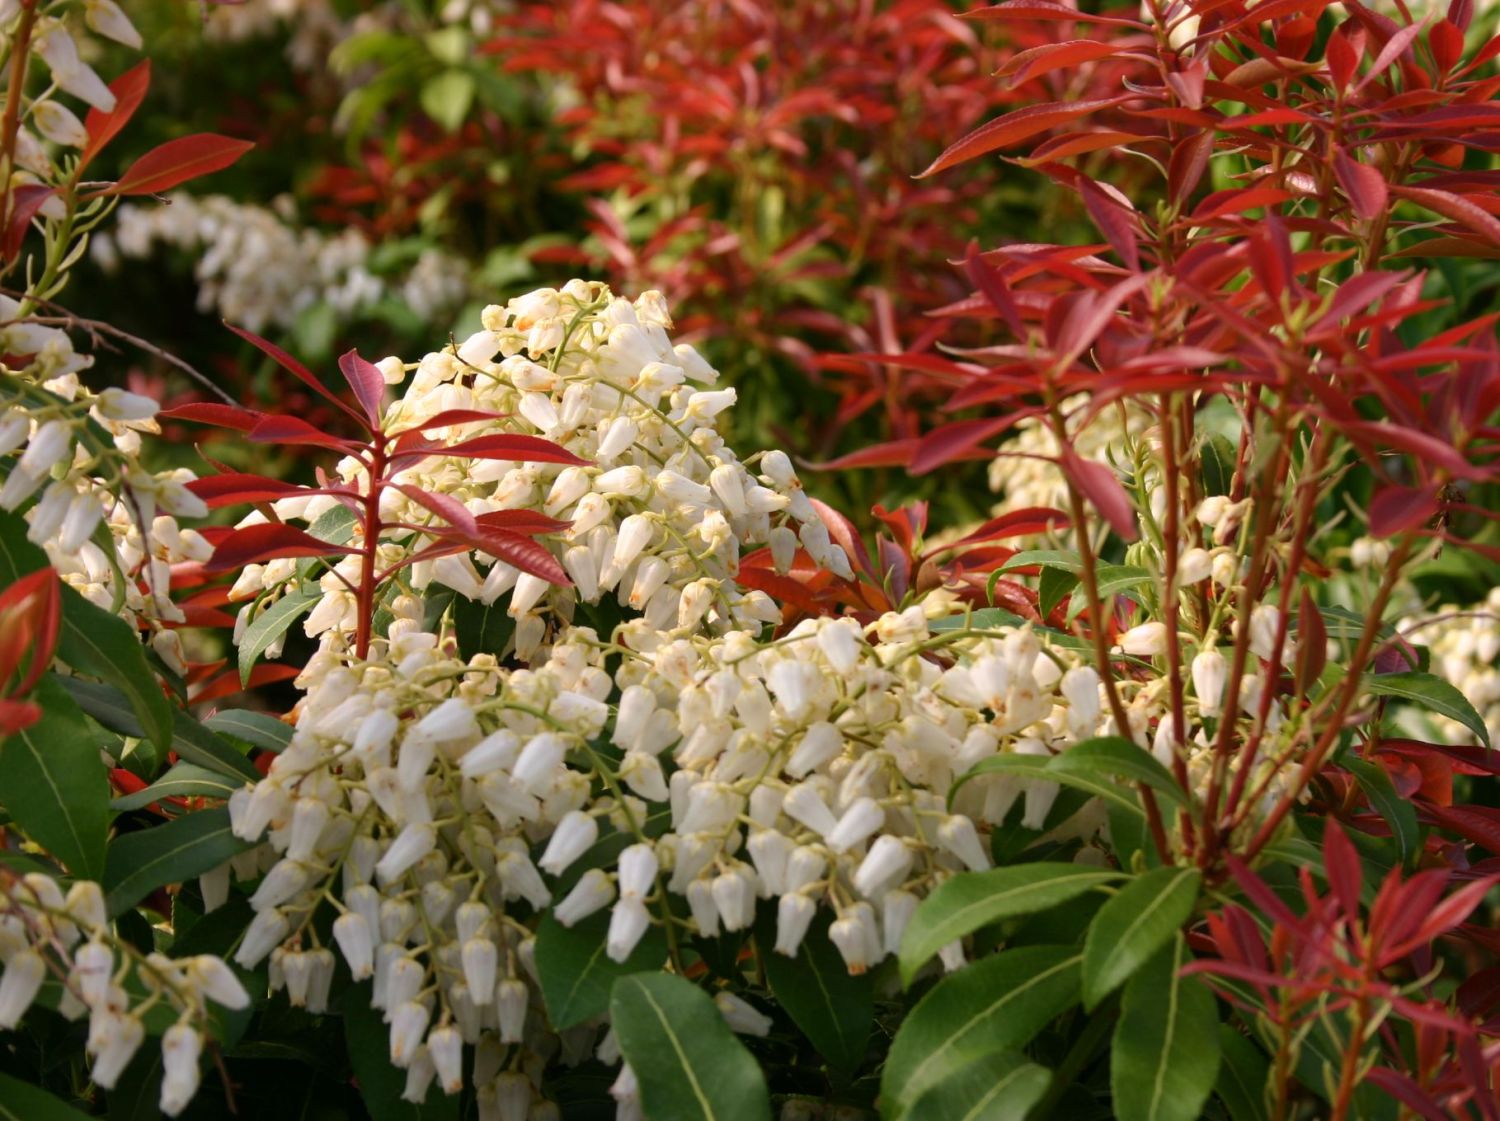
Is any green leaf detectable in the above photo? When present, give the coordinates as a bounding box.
[534,912,668,1030]
[0,678,110,880]
[954,753,1145,819]
[900,864,1122,985]
[1214,1026,1271,1121]
[609,972,772,1121]
[421,70,476,131]
[1050,736,1188,807]
[931,607,1091,651]
[1365,671,1491,747]
[1111,935,1220,1121]
[1082,866,1201,1009]
[881,946,1081,1121]
[1039,566,1079,618]
[1066,563,1152,622]
[341,982,460,1121]
[0,1072,96,1120]
[1343,756,1420,865]
[104,808,251,917]
[0,505,173,747]
[453,594,516,661]
[758,911,874,1081]
[0,505,172,746]
[1001,549,1084,574]
[239,586,320,687]
[203,710,292,753]
[110,763,242,811]
[907,1049,1053,1121]
[57,674,258,782]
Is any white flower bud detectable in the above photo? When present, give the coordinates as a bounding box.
[619,750,669,802]
[597,416,639,459]
[32,100,88,148]
[853,835,914,899]
[774,893,815,957]
[333,913,375,980]
[496,977,527,1043]
[235,908,289,968]
[829,913,871,974]
[35,26,116,111]
[553,869,615,926]
[1118,621,1168,657]
[686,879,720,937]
[376,823,437,886]
[0,950,46,1028]
[389,1001,431,1067]
[97,387,160,422]
[782,783,839,837]
[512,733,567,794]
[89,1011,144,1089]
[538,810,598,876]
[402,1045,436,1103]
[882,890,920,958]
[937,815,991,872]
[18,419,71,477]
[714,992,772,1036]
[826,797,884,854]
[1192,649,1227,717]
[711,869,757,932]
[427,1025,464,1093]
[159,1022,202,1115]
[186,955,249,1009]
[617,844,659,899]
[458,729,521,778]
[1177,547,1213,585]
[606,897,651,962]
[85,0,143,48]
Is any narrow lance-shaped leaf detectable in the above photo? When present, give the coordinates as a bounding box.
[907,1050,1053,1121]
[81,59,152,169]
[1111,934,1221,1121]
[203,523,358,575]
[918,97,1127,177]
[88,133,254,198]
[1082,866,1202,1008]
[757,911,874,1081]
[609,972,772,1121]
[103,807,250,917]
[338,348,386,426]
[1365,671,1491,747]
[900,864,1122,984]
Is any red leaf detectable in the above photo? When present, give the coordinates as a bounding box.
[476,509,573,535]
[248,414,362,453]
[82,59,150,169]
[187,473,320,508]
[1369,484,1439,537]
[226,322,365,425]
[408,433,588,467]
[89,134,254,198]
[392,483,479,536]
[995,40,1125,87]
[406,409,509,432]
[917,97,1126,177]
[1362,1070,1453,1121]
[946,507,1071,549]
[1354,16,1428,92]
[911,416,1017,476]
[2,186,57,260]
[1344,420,1476,478]
[337,348,385,426]
[1060,450,1138,541]
[1078,180,1140,271]
[470,530,568,584]
[1393,186,1500,249]
[203,523,357,574]
[810,497,873,576]
[159,402,264,431]
[0,698,42,736]
[962,1,1148,27]
[0,567,61,694]
[1322,820,1363,920]
[1332,149,1388,222]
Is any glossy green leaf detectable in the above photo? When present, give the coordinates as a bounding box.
[0,514,175,749]
[1001,549,1083,573]
[110,763,242,811]
[907,1049,1052,1121]
[1214,1026,1271,1121]
[1082,866,1201,1009]
[203,710,292,753]
[104,807,251,917]
[58,677,257,781]
[954,753,1144,818]
[1066,563,1152,621]
[0,678,110,880]
[341,982,460,1121]
[1344,756,1420,865]
[1049,736,1187,807]
[1365,671,1490,747]
[759,911,873,1081]
[534,911,668,1030]
[0,1072,95,1120]
[900,863,1121,984]
[1038,565,1079,618]
[882,945,1081,1120]
[238,586,319,687]
[610,972,772,1121]
[1111,935,1220,1121]
[453,594,516,661]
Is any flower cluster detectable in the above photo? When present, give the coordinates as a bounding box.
[224,603,1114,1105]
[95,194,472,334]
[231,283,850,658]
[0,870,249,1116]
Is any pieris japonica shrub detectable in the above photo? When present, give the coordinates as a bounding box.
[3,2,1500,1121]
